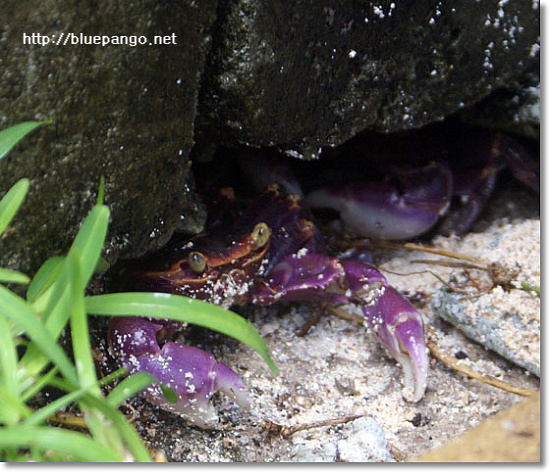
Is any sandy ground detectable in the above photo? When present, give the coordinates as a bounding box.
[120,181,540,462]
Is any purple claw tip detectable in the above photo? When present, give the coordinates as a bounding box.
[392,316,428,402]
[108,317,248,428]
[363,286,428,402]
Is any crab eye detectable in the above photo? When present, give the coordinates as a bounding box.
[188,251,206,273]
[251,222,270,248]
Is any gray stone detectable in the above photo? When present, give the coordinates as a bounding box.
[432,288,540,376]
[197,0,540,154]
[337,417,394,462]
[0,0,215,273]
[290,416,394,462]
[290,441,338,462]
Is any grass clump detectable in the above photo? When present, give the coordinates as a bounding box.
[0,122,277,462]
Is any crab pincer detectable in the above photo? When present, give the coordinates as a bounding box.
[306,162,453,240]
[108,316,248,428]
[252,253,429,401]
[358,283,428,402]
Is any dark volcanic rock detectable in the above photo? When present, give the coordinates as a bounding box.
[458,72,540,140]
[196,0,540,156]
[0,0,540,275]
[0,0,215,274]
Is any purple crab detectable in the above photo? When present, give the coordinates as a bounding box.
[241,125,539,240]
[109,125,538,428]
[109,184,429,427]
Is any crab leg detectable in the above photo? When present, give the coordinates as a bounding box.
[108,316,248,428]
[252,253,428,402]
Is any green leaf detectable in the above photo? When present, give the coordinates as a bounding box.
[0,386,32,425]
[37,376,152,461]
[22,203,110,379]
[67,249,97,391]
[76,394,153,462]
[105,372,156,407]
[0,121,52,161]
[0,315,19,401]
[159,383,178,404]
[22,387,90,427]
[520,281,540,296]
[97,367,128,387]
[26,256,64,302]
[85,292,279,375]
[0,285,78,386]
[94,256,110,274]
[38,204,109,320]
[0,426,123,462]
[0,178,30,237]
[20,367,59,403]
[0,267,30,285]
[70,204,110,289]
[96,176,105,205]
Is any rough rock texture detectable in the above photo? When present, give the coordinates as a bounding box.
[0,0,539,275]
[458,79,540,140]
[432,219,540,376]
[0,0,215,273]
[196,0,540,155]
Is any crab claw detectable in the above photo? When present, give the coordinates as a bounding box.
[361,285,428,402]
[339,260,428,402]
[108,317,248,428]
[252,254,428,402]
[306,162,452,240]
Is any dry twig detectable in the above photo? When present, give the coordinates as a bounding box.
[426,326,538,397]
[47,412,88,429]
[262,414,364,439]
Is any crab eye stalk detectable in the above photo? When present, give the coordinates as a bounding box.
[188,251,206,273]
[251,222,270,248]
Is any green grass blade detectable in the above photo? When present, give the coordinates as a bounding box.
[43,371,155,459]
[0,315,19,401]
[26,256,64,302]
[0,426,123,462]
[0,178,30,237]
[67,250,97,390]
[22,388,89,427]
[85,292,279,375]
[520,281,540,296]
[94,256,110,274]
[76,395,153,462]
[19,260,72,380]
[38,204,109,321]
[20,367,59,402]
[22,204,110,378]
[0,387,32,425]
[106,372,156,407]
[78,401,118,457]
[0,121,51,161]
[69,204,110,290]
[0,267,31,285]
[65,251,120,451]
[96,176,105,205]
[97,367,128,387]
[0,285,78,386]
